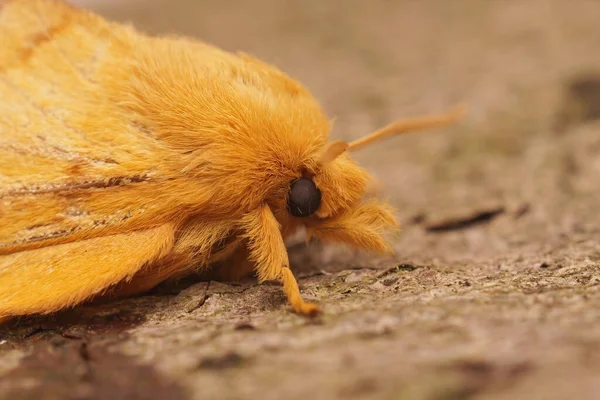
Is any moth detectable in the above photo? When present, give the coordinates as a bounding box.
[0,0,465,320]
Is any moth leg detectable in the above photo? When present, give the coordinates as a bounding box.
[242,205,320,316]
[0,224,175,320]
[207,243,256,282]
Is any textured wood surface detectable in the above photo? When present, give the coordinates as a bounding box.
[2,0,600,399]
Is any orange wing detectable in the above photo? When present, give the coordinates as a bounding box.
[0,224,175,319]
[0,1,198,319]
[0,0,193,254]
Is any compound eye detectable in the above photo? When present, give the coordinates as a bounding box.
[287,178,321,217]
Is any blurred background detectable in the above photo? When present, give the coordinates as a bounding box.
[3,1,600,399]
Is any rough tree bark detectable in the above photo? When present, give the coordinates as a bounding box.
[2,0,600,399]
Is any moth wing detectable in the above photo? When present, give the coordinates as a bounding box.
[0,224,175,319]
[0,0,194,254]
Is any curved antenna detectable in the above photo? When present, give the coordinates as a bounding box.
[347,105,467,152]
[316,105,467,167]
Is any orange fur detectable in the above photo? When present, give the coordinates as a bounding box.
[0,0,462,320]
[0,224,175,319]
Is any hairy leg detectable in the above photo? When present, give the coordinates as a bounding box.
[241,205,319,316]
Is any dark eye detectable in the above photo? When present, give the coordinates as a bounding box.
[287,178,321,217]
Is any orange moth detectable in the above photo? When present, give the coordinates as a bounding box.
[0,0,465,320]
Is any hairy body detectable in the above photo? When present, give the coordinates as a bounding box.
[0,0,461,320]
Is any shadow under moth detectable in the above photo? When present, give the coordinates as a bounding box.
[0,0,465,320]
